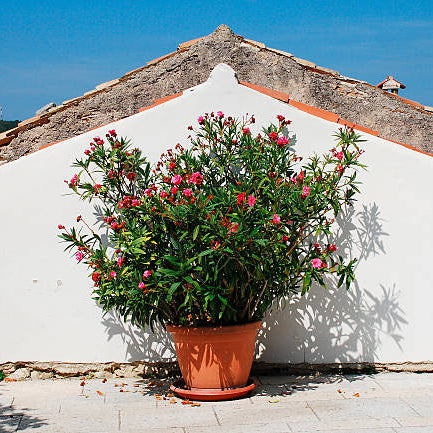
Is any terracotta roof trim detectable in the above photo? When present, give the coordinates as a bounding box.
[239,81,431,158]
[39,92,184,151]
[39,81,431,159]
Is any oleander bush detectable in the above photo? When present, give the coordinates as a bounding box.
[60,112,365,328]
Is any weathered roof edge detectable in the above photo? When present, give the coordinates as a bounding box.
[37,80,433,159]
[2,24,431,147]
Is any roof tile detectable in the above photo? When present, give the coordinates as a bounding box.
[353,124,379,136]
[266,47,293,57]
[0,134,13,146]
[95,79,120,91]
[243,38,266,49]
[384,138,433,158]
[239,81,289,102]
[292,57,316,68]
[315,66,339,76]
[289,99,339,122]
[147,51,177,66]
[337,118,356,129]
[138,92,183,113]
[178,37,205,51]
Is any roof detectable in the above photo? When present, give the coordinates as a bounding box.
[37,69,432,159]
[376,75,406,90]
[1,24,432,164]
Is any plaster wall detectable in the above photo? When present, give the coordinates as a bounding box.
[1,64,432,364]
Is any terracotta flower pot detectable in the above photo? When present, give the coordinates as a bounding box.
[166,321,262,390]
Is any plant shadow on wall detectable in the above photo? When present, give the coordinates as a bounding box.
[256,202,407,364]
[91,204,177,362]
[101,311,176,362]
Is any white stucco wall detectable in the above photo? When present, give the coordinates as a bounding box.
[1,64,432,364]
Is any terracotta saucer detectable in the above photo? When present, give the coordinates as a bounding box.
[170,378,256,401]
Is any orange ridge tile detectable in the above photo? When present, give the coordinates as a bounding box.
[353,124,379,136]
[289,99,339,123]
[239,81,289,102]
[39,139,64,150]
[138,92,183,112]
[178,37,205,51]
[138,104,157,113]
[147,51,177,66]
[382,138,433,158]
[400,97,424,109]
[88,122,111,132]
[337,118,356,129]
[0,135,14,146]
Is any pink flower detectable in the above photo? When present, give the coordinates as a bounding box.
[160,191,169,198]
[216,111,224,118]
[143,270,152,279]
[138,282,146,289]
[171,186,178,195]
[311,258,323,269]
[171,174,182,186]
[277,136,289,147]
[248,195,256,207]
[198,116,205,124]
[302,186,311,198]
[336,151,343,161]
[228,222,239,233]
[75,252,83,262]
[70,174,78,187]
[117,257,124,267]
[269,131,278,141]
[272,214,281,224]
[110,271,117,278]
[189,172,204,185]
[131,199,140,206]
[183,188,193,197]
[242,127,250,135]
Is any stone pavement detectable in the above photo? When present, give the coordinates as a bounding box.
[1,372,433,433]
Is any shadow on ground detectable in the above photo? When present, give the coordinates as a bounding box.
[0,386,48,432]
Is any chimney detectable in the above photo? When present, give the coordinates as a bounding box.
[376,75,406,95]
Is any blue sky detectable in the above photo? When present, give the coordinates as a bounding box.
[1,0,432,120]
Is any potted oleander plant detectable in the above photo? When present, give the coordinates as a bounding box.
[60,112,364,400]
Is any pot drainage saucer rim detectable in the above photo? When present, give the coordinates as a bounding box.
[170,377,256,401]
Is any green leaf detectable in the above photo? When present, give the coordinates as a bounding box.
[302,274,311,295]
[167,282,181,301]
[192,225,199,241]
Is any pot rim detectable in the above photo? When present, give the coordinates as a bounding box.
[166,321,262,335]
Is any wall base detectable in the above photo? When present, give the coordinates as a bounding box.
[2,361,433,381]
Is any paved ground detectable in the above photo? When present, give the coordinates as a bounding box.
[1,372,433,432]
